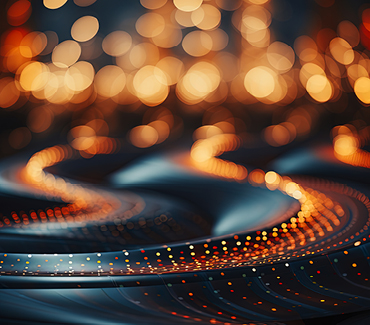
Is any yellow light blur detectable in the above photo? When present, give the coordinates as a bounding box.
[52,40,81,68]
[71,16,99,42]
[354,77,370,104]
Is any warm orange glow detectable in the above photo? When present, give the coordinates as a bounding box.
[52,40,81,68]
[130,125,159,148]
[334,134,358,156]
[43,0,68,10]
[182,31,212,56]
[71,16,99,42]
[354,77,370,104]
[133,65,169,106]
[102,31,132,57]
[174,0,203,12]
[329,37,354,65]
[244,67,276,98]
[95,65,126,97]
[136,13,166,38]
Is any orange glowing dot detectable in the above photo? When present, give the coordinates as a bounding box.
[174,0,203,12]
[191,4,221,31]
[71,16,99,42]
[8,0,31,26]
[0,78,20,108]
[136,13,165,38]
[244,67,276,98]
[265,171,279,185]
[182,31,212,57]
[95,65,126,97]
[334,135,358,156]
[354,77,370,104]
[44,0,68,9]
[267,41,295,73]
[306,75,332,103]
[52,40,81,68]
[329,37,354,65]
[130,125,159,148]
[102,31,132,57]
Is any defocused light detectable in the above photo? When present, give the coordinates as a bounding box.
[95,65,126,97]
[354,77,370,104]
[71,16,99,42]
[8,0,31,26]
[73,0,97,6]
[182,31,212,56]
[334,134,358,156]
[0,78,20,108]
[174,0,203,12]
[52,40,81,68]
[43,0,67,10]
[130,125,159,148]
[136,13,165,38]
[329,37,354,65]
[244,67,276,98]
[102,31,132,57]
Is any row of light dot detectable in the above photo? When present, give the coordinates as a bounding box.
[1,134,369,275]
[2,1,370,113]
[333,124,370,168]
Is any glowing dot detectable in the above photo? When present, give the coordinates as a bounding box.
[174,0,203,12]
[44,0,67,9]
[71,16,99,42]
[354,77,370,104]
[244,67,276,98]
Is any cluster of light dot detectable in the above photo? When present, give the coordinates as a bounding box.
[1,0,370,151]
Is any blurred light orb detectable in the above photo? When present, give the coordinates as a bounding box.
[130,125,159,148]
[148,120,170,144]
[0,78,20,108]
[265,125,291,147]
[354,77,370,104]
[133,66,169,106]
[43,0,67,10]
[174,0,203,12]
[140,0,167,10]
[267,41,295,73]
[19,61,49,92]
[191,5,221,31]
[95,65,126,97]
[156,56,185,85]
[71,16,99,42]
[52,40,81,68]
[306,75,332,102]
[73,0,97,6]
[207,29,229,51]
[329,37,354,65]
[334,134,358,156]
[244,67,276,98]
[7,0,31,26]
[102,31,132,57]
[20,32,47,58]
[136,13,165,38]
[65,61,95,92]
[182,31,212,56]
